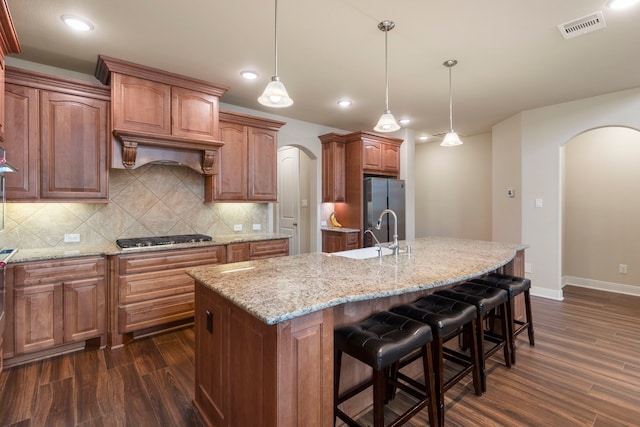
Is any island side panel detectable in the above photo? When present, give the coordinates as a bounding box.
[194,281,333,427]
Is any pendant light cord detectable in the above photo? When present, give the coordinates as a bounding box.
[448,64,453,131]
[274,0,279,77]
[384,28,389,111]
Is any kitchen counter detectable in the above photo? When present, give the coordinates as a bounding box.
[188,236,526,325]
[190,236,527,426]
[320,226,360,233]
[7,233,292,263]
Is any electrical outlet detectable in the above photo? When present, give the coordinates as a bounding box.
[252,224,261,231]
[233,224,242,232]
[619,264,628,274]
[321,220,327,227]
[64,233,80,243]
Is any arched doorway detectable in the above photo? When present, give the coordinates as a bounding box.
[277,145,315,254]
[562,126,640,295]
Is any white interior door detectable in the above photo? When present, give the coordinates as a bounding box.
[278,147,300,255]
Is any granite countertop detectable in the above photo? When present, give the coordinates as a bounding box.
[187,236,527,326]
[7,233,292,263]
[321,227,360,233]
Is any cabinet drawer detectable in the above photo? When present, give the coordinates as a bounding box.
[14,257,106,286]
[118,246,226,274]
[249,239,289,259]
[118,293,194,333]
[119,269,195,303]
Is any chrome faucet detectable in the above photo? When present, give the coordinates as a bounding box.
[364,229,383,257]
[375,209,399,255]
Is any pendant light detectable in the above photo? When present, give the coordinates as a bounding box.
[258,0,293,108]
[441,59,463,147]
[374,20,400,133]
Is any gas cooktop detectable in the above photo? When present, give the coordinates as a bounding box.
[116,234,212,250]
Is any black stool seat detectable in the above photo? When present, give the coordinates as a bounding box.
[335,311,433,370]
[390,295,482,427]
[436,282,508,316]
[468,273,535,363]
[334,311,438,427]
[435,283,511,393]
[469,273,531,297]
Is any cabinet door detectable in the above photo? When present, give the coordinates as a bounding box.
[112,73,171,135]
[322,141,346,203]
[362,140,382,171]
[248,127,277,201]
[322,231,345,253]
[0,55,4,142]
[382,143,400,174]
[227,243,250,263]
[14,283,63,354]
[216,121,248,200]
[4,84,39,199]
[39,91,108,200]
[64,277,106,343]
[171,87,219,142]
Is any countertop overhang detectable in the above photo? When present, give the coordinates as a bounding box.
[187,236,527,325]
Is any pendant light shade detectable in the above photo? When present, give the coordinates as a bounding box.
[441,59,463,147]
[258,0,293,108]
[374,21,400,133]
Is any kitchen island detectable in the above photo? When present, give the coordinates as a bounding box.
[187,236,526,427]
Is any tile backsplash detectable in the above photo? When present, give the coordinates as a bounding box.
[0,164,270,249]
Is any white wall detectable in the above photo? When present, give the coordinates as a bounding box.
[415,133,492,240]
[495,87,640,300]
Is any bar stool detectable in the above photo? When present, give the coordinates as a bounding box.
[334,311,439,427]
[390,295,482,427]
[435,282,511,393]
[468,273,535,363]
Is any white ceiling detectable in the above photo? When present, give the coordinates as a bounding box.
[6,0,640,141]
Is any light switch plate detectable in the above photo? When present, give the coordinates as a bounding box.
[233,224,242,231]
[535,198,543,208]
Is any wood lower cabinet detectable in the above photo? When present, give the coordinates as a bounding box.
[206,111,285,202]
[194,282,333,427]
[110,246,226,347]
[12,257,106,356]
[5,67,110,201]
[322,230,359,253]
[226,239,290,263]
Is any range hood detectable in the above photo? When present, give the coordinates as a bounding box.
[95,55,228,175]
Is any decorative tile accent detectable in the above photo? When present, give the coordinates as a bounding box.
[0,165,270,249]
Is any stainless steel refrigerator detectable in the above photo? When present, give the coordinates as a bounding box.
[363,177,405,246]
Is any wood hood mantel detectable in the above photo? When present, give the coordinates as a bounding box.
[95,55,228,175]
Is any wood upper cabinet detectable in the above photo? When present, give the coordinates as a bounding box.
[0,3,20,144]
[40,91,108,200]
[362,139,401,175]
[111,73,171,135]
[13,257,106,355]
[4,83,38,199]
[5,67,110,201]
[320,133,346,203]
[206,111,285,202]
[111,74,220,142]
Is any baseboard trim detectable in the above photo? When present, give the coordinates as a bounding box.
[531,286,564,301]
[563,276,640,297]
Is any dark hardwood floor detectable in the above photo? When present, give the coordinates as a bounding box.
[1,285,640,426]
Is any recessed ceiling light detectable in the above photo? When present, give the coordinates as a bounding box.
[337,99,352,107]
[607,0,639,9]
[61,14,94,32]
[399,118,410,125]
[419,136,429,141]
[241,71,259,80]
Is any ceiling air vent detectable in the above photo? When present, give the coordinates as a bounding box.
[558,11,607,40]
